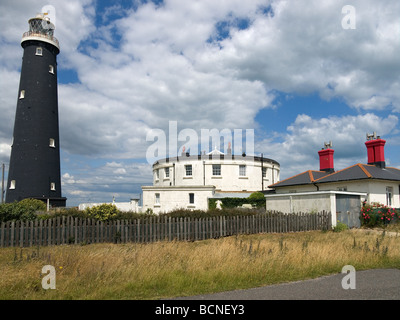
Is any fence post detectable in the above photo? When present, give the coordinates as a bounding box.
[0,222,4,247]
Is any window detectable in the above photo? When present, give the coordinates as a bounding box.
[155,193,160,204]
[19,90,25,99]
[36,47,43,56]
[164,168,169,178]
[262,167,267,178]
[49,138,55,148]
[189,193,195,204]
[185,165,192,176]
[337,187,347,191]
[9,180,16,190]
[386,187,393,206]
[49,65,54,74]
[50,182,56,191]
[155,169,159,180]
[239,165,246,176]
[212,164,221,176]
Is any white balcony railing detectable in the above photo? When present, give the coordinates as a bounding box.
[22,31,59,49]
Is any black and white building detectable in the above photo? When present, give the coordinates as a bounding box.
[6,13,66,207]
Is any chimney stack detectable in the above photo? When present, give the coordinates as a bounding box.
[318,141,334,173]
[365,132,386,168]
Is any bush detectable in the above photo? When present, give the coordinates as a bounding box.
[0,198,47,222]
[248,192,265,200]
[84,203,120,221]
[361,202,399,228]
[333,221,348,232]
[209,195,265,210]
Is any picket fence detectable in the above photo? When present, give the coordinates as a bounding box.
[0,211,331,248]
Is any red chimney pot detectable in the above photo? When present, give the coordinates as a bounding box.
[318,148,334,173]
[365,138,386,168]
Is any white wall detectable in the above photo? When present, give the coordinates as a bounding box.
[317,180,399,207]
[142,186,215,214]
[79,199,140,212]
[152,157,280,192]
[265,192,334,214]
[274,180,399,208]
[265,191,367,227]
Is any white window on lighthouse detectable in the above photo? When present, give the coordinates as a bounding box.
[50,182,56,191]
[49,138,55,148]
[49,65,54,74]
[35,47,43,56]
[19,90,25,99]
[10,180,16,189]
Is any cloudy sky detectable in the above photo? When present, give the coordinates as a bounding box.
[1,0,399,206]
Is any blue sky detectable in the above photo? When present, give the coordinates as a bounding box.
[1,0,399,206]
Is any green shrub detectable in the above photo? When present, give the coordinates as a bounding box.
[84,204,121,221]
[0,198,47,222]
[333,221,348,232]
[248,192,265,200]
[208,196,265,210]
[36,207,88,220]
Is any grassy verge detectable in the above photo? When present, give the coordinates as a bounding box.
[0,229,399,300]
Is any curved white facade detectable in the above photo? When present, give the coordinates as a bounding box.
[142,151,280,213]
[152,154,279,191]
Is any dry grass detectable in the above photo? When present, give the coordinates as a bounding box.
[0,229,399,300]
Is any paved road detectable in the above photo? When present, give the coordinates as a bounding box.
[176,269,400,300]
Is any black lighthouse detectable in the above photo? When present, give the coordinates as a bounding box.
[6,13,66,207]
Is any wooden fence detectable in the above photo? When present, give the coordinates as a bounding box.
[0,211,331,248]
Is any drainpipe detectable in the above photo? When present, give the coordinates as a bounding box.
[173,163,175,186]
[272,165,275,185]
[203,161,205,186]
[261,154,264,191]
[313,183,319,191]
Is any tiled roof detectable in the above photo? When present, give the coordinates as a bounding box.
[269,164,400,188]
[269,170,330,188]
[315,164,400,184]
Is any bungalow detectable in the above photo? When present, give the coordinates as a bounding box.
[265,135,400,227]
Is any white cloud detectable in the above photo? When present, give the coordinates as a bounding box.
[1,0,400,204]
[257,113,399,180]
[203,0,400,110]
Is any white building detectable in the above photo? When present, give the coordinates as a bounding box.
[142,147,280,213]
[265,135,400,227]
[79,197,140,212]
